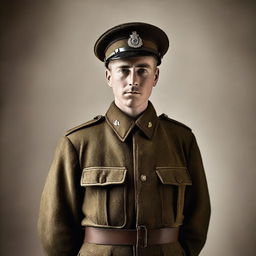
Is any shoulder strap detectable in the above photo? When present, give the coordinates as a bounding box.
[159,113,191,131]
[65,115,105,136]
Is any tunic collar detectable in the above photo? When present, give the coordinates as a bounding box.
[105,101,159,142]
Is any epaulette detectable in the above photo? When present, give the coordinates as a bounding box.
[159,113,192,131]
[65,115,105,136]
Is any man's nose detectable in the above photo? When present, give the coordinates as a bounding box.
[128,69,138,86]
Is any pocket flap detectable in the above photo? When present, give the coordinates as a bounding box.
[81,167,127,186]
[156,167,192,185]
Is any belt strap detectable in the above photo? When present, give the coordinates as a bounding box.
[84,226,179,248]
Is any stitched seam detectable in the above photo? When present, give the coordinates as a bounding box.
[65,136,81,170]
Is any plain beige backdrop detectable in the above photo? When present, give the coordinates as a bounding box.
[0,0,255,255]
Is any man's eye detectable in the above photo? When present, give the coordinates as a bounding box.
[120,69,129,74]
[137,68,147,75]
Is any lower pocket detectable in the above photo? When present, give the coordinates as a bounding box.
[81,167,127,228]
[156,167,192,226]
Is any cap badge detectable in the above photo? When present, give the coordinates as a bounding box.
[128,31,143,48]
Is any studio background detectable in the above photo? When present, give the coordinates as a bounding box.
[0,0,255,255]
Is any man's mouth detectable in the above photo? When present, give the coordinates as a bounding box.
[124,91,140,94]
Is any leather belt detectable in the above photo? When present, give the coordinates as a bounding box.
[84,226,179,248]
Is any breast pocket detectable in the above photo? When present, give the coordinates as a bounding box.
[81,167,127,228]
[156,167,192,226]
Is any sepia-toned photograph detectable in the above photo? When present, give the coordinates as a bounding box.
[0,1,255,255]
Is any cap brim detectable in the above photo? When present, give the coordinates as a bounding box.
[105,50,161,66]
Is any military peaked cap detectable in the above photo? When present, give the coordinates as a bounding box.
[94,22,169,66]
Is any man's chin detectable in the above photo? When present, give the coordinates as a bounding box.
[123,98,140,107]
[115,97,148,108]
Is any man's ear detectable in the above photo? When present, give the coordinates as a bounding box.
[105,68,112,87]
[153,68,159,87]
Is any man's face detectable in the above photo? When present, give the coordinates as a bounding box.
[106,56,159,113]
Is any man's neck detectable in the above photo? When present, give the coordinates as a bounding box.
[114,100,148,118]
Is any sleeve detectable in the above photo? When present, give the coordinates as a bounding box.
[38,136,84,256]
[179,133,211,256]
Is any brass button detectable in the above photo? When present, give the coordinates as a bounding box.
[140,174,147,182]
[147,121,152,128]
[113,120,120,126]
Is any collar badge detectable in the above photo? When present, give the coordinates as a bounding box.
[128,31,143,48]
[113,120,120,126]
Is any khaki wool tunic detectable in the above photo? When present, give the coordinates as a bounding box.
[38,101,211,256]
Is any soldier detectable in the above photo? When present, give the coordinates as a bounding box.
[38,22,211,256]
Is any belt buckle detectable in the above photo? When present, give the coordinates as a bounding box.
[136,225,148,248]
